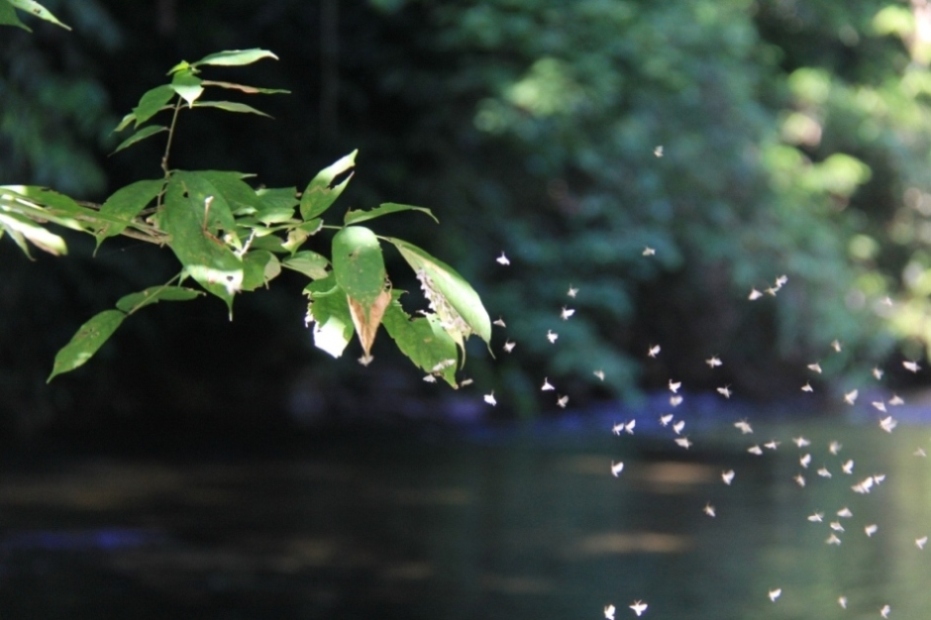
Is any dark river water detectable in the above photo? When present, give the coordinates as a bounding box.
[2,415,930,619]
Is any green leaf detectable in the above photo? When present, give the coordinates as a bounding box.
[383,298,459,387]
[95,179,164,246]
[191,101,272,117]
[160,176,244,309]
[171,69,204,105]
[47,310,125,382]
[282,250,330,279]
[201,80,290,95]
[7,0,70,30]
[113,113,136,133]
[112,125,168,155]
[304,277,354,358]
[0,219,32,257]
[173,171,239,244]
[0,1,30,30]
[332,226,386,307]
[193,49,279,67]
[198,171,264,215]
[115,285,203,313]
[131,85,175,127]
[0,212,67,256]
[344,202,439,226]
[257,187,299,211]
[281,219,322,252]
[300,150,357,220]
[388,238,491,347]
[241,250,281,291]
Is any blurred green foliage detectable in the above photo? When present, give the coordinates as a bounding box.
[5,0,931,434]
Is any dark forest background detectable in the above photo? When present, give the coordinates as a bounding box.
[4,0,931,440]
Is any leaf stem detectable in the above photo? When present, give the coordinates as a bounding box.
[160,99,184,179]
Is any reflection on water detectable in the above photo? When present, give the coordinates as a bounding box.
[1,418,930,619]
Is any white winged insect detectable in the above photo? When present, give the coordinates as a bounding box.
[768,588,782,602]
[675,436,692,449]
[872,401,887,413]
[904,360,921,373]
[672,420,686,435]
[659,414,674,427]
[801,382,814,393]
[604,604,616,620]
[794,474,806,487]
[493,317,506,327]
[643,246,656,256]
[567,285,579,298]
[748,288,764,300]
[560,307,575,320]
[817,466,832,478]
[841,459,854,474]
[764,440,780,450]
[800,453,811,468]
[844,389,858,405]
[503,340,516,353]
[654,144,664,157]
[593,369,605,381]
[556,395,569,408]
[717,385,732,399]
[704,502,716,517]
[611,461,624,478]
[668,379,682,393]
[917,536,928,550]
[484,392,497,406]
[747,444,764,455]
[647,344,661,358]
[793,436,811,448]
[837,507,853,518]
[865,524,878,537]
[881,604,891,619]
[496,251,510,266]
[808,362,823,374]
[832,339,842,352]
[546,330,558,343]
[630,600,648,617]
[880,416,898,433]
[830,441,842,455]
[826,533,842,545]
[734,420,753,435]
[808,512,824,523]
[889,394,905,405]
[838,596,848,609]
[541,378,555,391]
[873,367,884,380]
[706,356,722,368]
[670,395,683,407]
[722,469,735,485]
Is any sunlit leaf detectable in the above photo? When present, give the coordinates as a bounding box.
[256,187,299,211]
[191,101,272,117]
[7,0,70,30]
[282,250,330,279]
[388,238,491,346]
[193,49,279,67]
[47,310,125,382]
[332,226,386,307]
[304,277,354,358]
[282,219,322,252]
[115,285,203,313]
[382,299,459,387]
[344,202,438,226]
[131,84,175,127]
[300,150,357,220]
[0,212,67,256]
[171,69,204,105]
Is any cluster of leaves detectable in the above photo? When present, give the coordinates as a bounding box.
[1,10,490,388]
